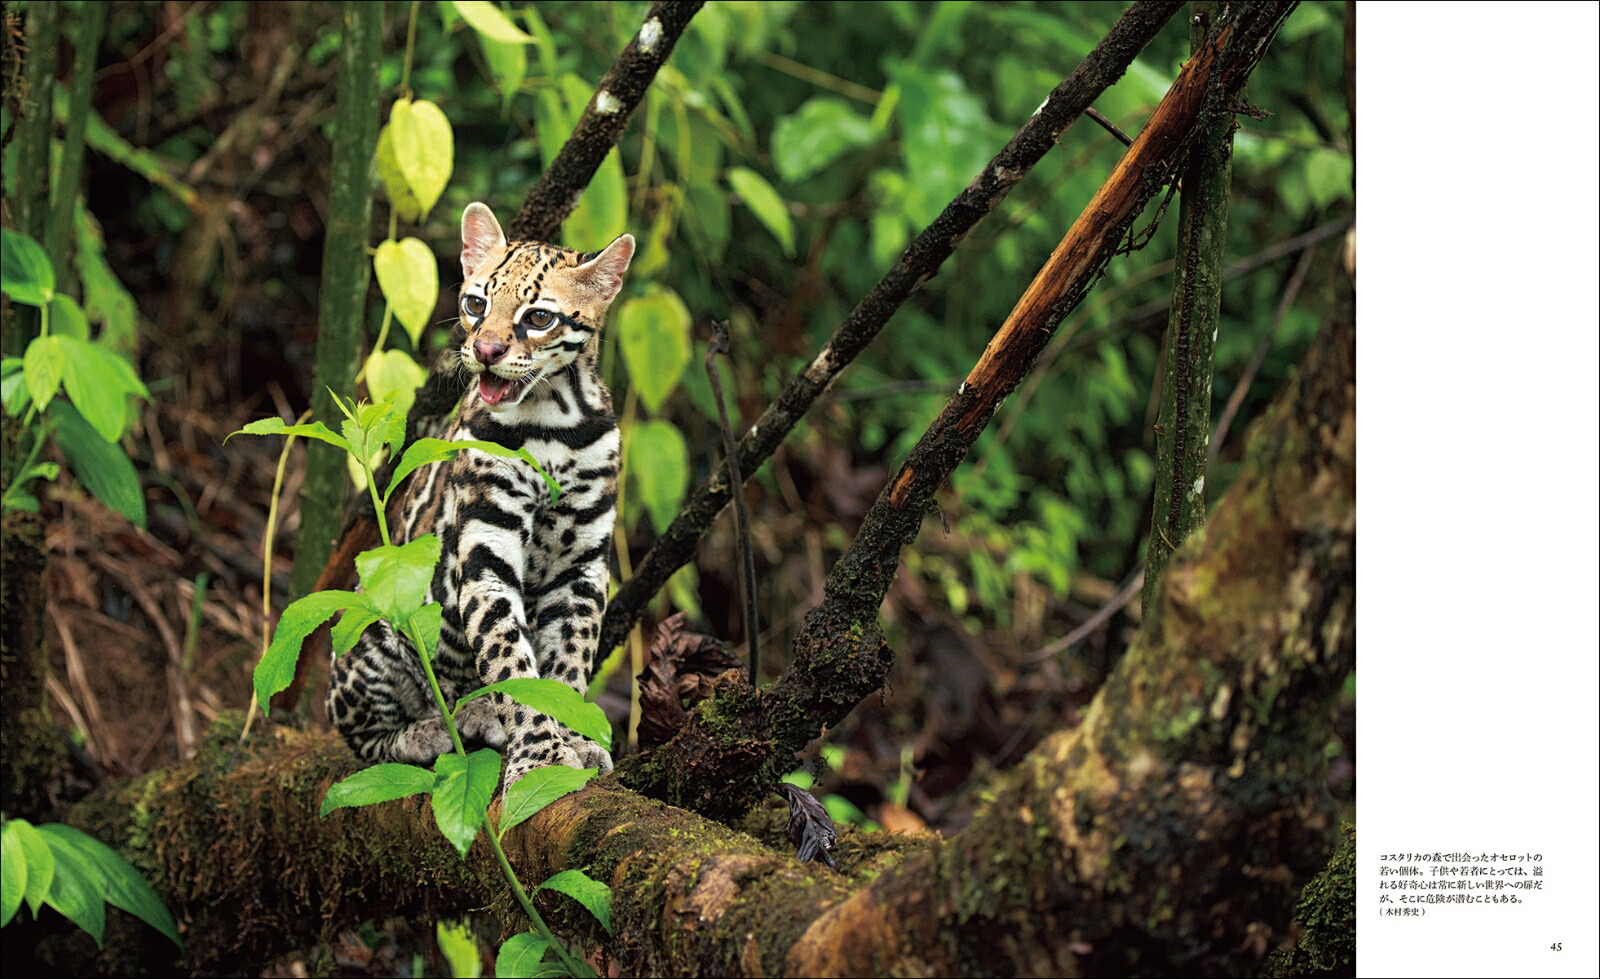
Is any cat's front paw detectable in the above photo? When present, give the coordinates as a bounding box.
[455,697,507,749]
[562,732,614,775]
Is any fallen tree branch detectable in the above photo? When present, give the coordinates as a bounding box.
[617,0,1299,820]
[600,0,1186,654]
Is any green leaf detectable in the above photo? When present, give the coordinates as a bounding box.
[726,167,795,256]
[539,868,611,934]
[614,288,691,414]
[2,358,29,416]
[495,932,554,978]
[8,818,55,916]
[385,437,468,499]
[357,393,408,457]
[58,335,145,441]
[2,820,34,926]
[330,605,382,657]
[227,416,349,451]
[557,75,627,248]
[890,63,995,226]
[438,919,484,979]
[1,228,54,306]
[23,335,65,410]
[458,679,611,750]
[431,749,501,858]
[374,238,440,348]
[392,98,454,219]
[49,293,90,340]
[375,123,423,223]
[450,0,535,44]
[625,419,689,536]
[406,602,444,661]
[256,590,369,704]
[356,535,442,622]
[480,35,527,111]
[39,825,105,947]
[37,824,181,950]
[364,350,427,440]
[499,766,597,837]
[50,401,147,527]
[75,203,139,354]
[320,763,437,815]
[770,97,876,184]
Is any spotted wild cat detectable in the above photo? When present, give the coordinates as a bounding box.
[327,202,631,788]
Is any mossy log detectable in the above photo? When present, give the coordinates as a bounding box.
[56,283,1353,976]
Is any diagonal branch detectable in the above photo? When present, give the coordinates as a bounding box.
[510,0,705,242]
[616,0,1300,820]
[599,0,1188,654]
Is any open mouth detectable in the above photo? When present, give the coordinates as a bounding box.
[477,371,534,406]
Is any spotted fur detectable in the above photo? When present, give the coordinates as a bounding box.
[328,202,632,788]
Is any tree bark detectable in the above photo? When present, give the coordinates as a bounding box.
[61,265,1351,976]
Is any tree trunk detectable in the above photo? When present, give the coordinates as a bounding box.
[60,272,1352,975]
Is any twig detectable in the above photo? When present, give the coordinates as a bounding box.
[1086,106,1134,146]
[45,672,106,767]
[48,610,115,763]
[600,0,1188,655]
[92,554,198,759]
[1209,242,1317,463]
[705,323,760,684]
[1028,568,1146,662]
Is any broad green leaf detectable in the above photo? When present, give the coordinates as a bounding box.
[450,0,534,44]
[38,824,181,950]
[256,590,369,704]
[49,293,90,340]
[385,436,467,499]
[320,763,436,815]
[374,238,439,347]
[227,416,349,451]
[8,818,55,916]
[2,358,29,416]
[3,492,39,512]
[614,288,691,414]
[1,228,54,306]
[499,766,597,837]
[431,749,501,858]
[392,99,454,219]
[770,97,876,184]
[51,401,147,527]
[357,393,408,457]
[330,605,383,657]
[376,123,423,223]
[355,536,442,622]
[406,602,444,662]
[23,335,65,410]
[495,932,553,978]
[364,350,427,432]
[726,167,795,256]
[458,679,611,750]
[39,826,105,947]
[59,335,144,441]
[625,419,689,535]
[480,35,527,112]
[438,919,484,979]
[890,63,995,226]
[539,868,611,934]
[1,822,24,926]
[75,203,139,354]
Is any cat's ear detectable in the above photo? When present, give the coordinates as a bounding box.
[575,234,635,305]
[461,203,507,278]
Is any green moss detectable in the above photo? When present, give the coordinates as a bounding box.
[1265,823,1354,977]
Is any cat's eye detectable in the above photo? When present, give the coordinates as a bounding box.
[462,294,487,316]
[521,308,557,331]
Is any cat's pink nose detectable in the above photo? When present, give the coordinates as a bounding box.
[474,339,508,365]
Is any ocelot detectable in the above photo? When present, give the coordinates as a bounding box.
[327,202,632,788]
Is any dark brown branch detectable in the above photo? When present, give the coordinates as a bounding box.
[616,0,1300,820]
[600,0,1188,655]
[510,1,705,242]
